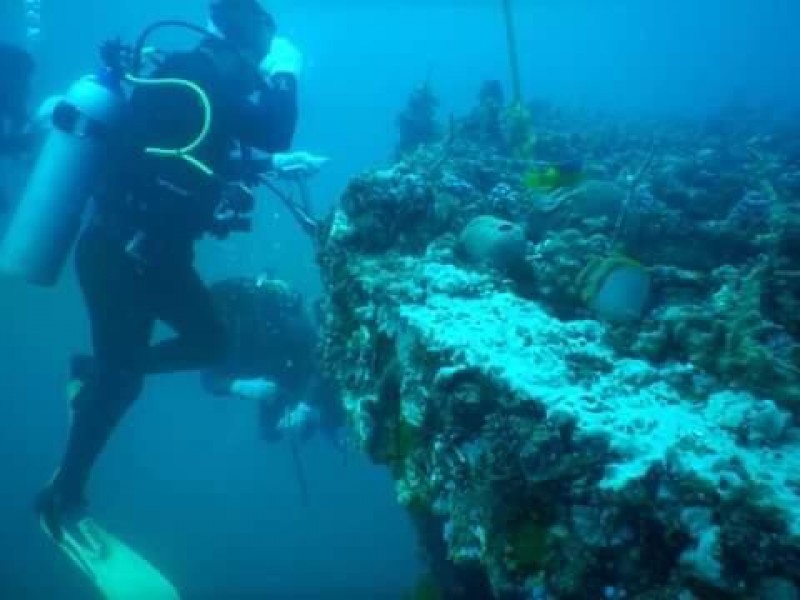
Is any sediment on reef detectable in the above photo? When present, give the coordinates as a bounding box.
[317,96,800,599]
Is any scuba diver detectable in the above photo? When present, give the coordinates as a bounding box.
[0,42,36,214]
[202,275,344,445]
[0,41,35,157]
[34,0,327,541]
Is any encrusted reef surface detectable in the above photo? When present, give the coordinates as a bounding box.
[318,91,800,599]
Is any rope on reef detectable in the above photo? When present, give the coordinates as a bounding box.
[607,140,657,254]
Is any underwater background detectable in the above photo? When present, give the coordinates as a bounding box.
[1,0,799,597]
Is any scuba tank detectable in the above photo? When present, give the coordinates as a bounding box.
[0,70,125,286]
[0,21,240,287]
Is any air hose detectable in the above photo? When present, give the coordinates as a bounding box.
[119,20,240,179]
[125,74,214,177]
[130,20,225,75]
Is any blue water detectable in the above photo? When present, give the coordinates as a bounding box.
[1,1,798,597]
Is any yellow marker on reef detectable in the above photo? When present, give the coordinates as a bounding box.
[523,159,584,192]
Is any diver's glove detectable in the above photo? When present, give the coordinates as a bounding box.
[230,378,278,402]
[260,37,303,80]
[272,151,329,177]
[278,402,320,441]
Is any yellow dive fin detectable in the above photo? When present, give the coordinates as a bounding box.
[42,517,180,600]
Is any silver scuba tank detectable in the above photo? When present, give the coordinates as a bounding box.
[0,71,125,286]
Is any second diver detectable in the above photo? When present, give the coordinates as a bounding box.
[37,0,324,539]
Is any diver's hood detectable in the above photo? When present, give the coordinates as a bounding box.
[209,0,275,39]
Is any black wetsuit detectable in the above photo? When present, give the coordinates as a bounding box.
[53,40,298,505]
[203,278,343,442]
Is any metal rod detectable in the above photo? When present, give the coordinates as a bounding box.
[289,439,309,506]
[502,0,522,105]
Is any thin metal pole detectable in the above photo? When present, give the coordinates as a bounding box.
[502,0,523,105]
[290,439,309,506]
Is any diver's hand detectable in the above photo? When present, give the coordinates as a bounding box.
[261,37,303,79]
[272,152,329,178]
[278,402,320,440]
[230,378,278,402]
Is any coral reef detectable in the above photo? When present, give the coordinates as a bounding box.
[319,86,800,598]
[395,81,441,160]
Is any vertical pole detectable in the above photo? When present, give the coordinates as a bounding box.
[502,0,522,105]
[290,440,309,506]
